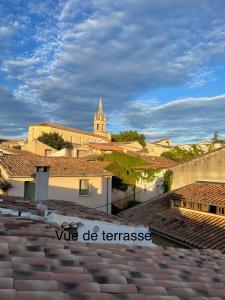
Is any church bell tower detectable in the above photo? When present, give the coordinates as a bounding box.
[93,98,111,140]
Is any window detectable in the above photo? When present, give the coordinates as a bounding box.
[182,201,187,207]
[24,181,35,200]
[79,179,89,196]
[197,203,201,210]
[188,202,193,209]
[45,149,52,156]
[219,207,225,215]
[209,205,217,214]
[174,199,181,207]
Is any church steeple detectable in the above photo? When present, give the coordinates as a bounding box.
[98,98,103,116]
[94,98,107,136]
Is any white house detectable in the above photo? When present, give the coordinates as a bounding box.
[0,154,112,213]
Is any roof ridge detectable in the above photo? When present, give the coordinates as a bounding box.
[30,121,109,141]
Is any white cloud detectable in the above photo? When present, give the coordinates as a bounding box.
[116,94,225,143]
[0,0,225,140]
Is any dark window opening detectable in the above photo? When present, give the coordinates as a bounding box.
[24,181,35,200]
[219,207,225,215]
[79,179,89,196]
[209,205,217,214]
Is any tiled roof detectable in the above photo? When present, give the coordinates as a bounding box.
[89,143,123,152]
[147,207,225,250]
[31,122,109,140]
[138,156,177,169]
[168,181,225,206]
[0,155,112,177]
[0,197,133,226]
[44,199,134,225]
[2,215,225,299]
[119,182,225,251]
[0,146,36,156]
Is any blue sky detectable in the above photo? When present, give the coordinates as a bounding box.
[0,0,225,143]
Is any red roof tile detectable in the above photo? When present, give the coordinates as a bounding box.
[89,143,123,152]
[1,198,225,298]
[168,181,225,206]
[0,155,112,177]
[0,197,134,226]
[120,181,225,251]
[0,146,36,156]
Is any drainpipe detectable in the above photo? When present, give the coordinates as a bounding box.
[106,177,109,214]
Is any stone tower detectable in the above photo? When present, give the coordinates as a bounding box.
[93,98,111,141]
[94,98,107,135]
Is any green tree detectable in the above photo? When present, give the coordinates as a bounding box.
[212,131,220,143]
[161,145,204,162]
[38,132,66,150]
[111,130,146,146]
[104,152,161,185]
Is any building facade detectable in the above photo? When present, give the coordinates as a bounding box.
[0,154,112,213]
[27,99,111,146]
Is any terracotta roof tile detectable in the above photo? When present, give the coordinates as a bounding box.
[89,143,123,152]
[120,182,225,251]
[167,181,225,206]
[1,203,225,298]
[44,199,133,225]
[0,154,112,177]
[0,146,36,156]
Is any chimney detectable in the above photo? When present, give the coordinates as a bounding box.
[35,165,50,202]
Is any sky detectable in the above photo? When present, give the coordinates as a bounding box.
[0,0,225,144]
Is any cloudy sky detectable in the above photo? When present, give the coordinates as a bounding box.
[0,0,225,143]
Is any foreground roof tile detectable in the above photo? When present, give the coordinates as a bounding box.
[0,214,225,298]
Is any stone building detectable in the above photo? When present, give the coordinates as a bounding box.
[23,98,111,156]
[146,139,173,156]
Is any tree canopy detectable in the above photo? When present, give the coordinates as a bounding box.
[212,131,220,143]
[161,145,204,162]
[111,130,146,146]
[211,131,225,144]
[38,132,66,150]
[103,152,161,186]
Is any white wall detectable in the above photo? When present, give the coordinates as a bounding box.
[112,170,165,207]
[7,176,112,213]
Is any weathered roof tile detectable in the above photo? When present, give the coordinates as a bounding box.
[0,155,112,177]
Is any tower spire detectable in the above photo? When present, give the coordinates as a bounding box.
[98,97,103,118]
[93,97,111,141]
